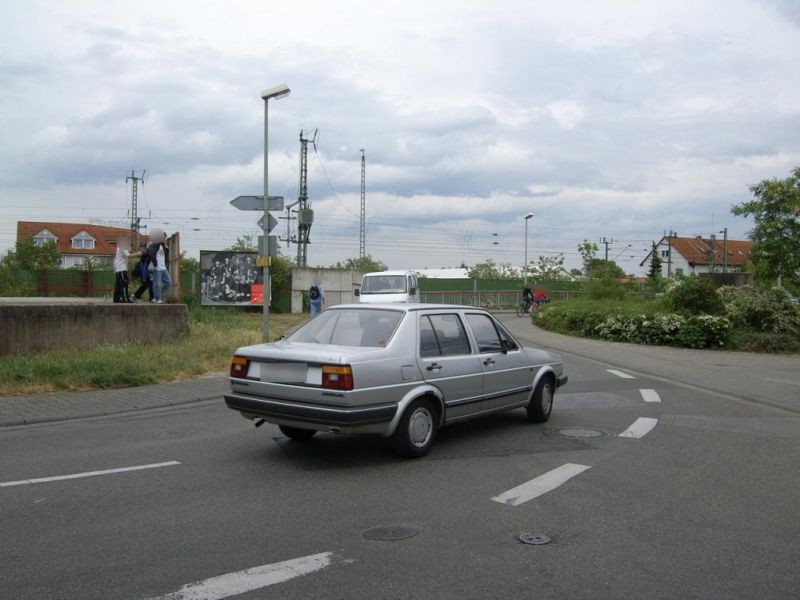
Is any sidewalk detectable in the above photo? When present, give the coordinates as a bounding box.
[0,374,228,427]
[502,316,800,415]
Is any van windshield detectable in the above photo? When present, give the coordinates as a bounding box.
[361,275,407,294]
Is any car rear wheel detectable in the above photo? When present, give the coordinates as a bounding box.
[527,377,554,423]
[279,425,317,440]
[391,398,437,458]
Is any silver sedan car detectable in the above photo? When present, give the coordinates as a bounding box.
[224,304,567,457]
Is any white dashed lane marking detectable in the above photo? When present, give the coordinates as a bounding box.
[0,461,181,488]
[147,552,338,600]
[639,389,661,403]
[492,463,591,507]
[607,369,635,379]
[619,418,659,439]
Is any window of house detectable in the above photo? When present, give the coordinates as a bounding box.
[675,268,684,276]
[661,250,669,258]
[71,231,95,249]
[33,229,58,246]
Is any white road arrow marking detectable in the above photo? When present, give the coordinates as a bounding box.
[148,552,337,600]
[619,417,658,438]
[607,369,635,379]
[492,463,591,506]
[639,389,661,403]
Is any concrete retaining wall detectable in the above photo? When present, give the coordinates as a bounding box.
[0,301,188,356]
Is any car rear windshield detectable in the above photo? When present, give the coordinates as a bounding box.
[287,309,404,347]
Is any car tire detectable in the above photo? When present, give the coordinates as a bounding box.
[279,425,317,440]
[527,377,554,423]
[391,398,437,458]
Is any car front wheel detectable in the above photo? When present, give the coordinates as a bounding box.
[391,398,437,458]
[527,377,554,423]
[279,425,317,440]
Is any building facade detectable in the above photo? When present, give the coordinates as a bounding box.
[16,221,149,269]
[641,235,752,278]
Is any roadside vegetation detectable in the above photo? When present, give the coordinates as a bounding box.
[0,308,307,396]
[534,277,800,353]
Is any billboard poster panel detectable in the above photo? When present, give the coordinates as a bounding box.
[200,251,262,306]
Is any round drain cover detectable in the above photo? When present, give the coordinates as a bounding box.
[559,427,604,438]
[519,533,550,545]
[362,525,418,541]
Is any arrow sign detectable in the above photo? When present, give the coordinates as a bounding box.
[257,213,279,233]
[231,195,284,211]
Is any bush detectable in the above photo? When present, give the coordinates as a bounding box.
[593,312,729,348]
[729,330,800,354]
[664,276,725,315]
[718,285,800,335]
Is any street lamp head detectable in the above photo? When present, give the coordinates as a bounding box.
[524,212,534,220]
[261,84,291,100]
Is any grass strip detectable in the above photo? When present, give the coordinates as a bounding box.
[0,309,307,396]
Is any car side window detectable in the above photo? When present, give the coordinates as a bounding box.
[494,321,520,351]
[465,313,504,353]
[419,314,471,357]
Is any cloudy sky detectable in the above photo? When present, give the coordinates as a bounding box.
[1,0,799,274]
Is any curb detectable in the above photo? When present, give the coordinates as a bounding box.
[0,392,224,429]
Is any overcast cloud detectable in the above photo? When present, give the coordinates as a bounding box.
[1,0,798,273]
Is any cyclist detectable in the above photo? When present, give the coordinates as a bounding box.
[522,286,534,311]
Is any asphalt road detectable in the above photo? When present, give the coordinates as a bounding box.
[1,319,799,599]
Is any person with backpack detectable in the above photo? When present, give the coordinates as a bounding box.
[132,244,153,302]
[308,281,325,318]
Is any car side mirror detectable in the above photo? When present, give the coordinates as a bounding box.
[354,289,360,296]
[409,287,416,295]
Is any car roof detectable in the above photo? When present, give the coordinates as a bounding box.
[328,303,484,312]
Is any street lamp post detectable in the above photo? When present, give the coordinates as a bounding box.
[261,84,290,342]
[523,212,534,286]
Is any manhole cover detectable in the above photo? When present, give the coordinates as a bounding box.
[519,533,551,545]
[362,525,418,541]
[547,427,614,440]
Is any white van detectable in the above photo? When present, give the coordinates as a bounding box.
[355,270,420,303]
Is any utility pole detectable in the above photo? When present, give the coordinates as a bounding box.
[709,234,717,272]
[601,237,613,261]
[296,130,316,267]
[722,227,728,272]
[360,149,366,260]
[667,230,675,277]
[126,170,146,247]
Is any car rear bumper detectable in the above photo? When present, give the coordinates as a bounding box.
[224,392,398,434]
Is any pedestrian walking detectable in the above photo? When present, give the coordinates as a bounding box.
[113,236,137,303]
[308,281,325,318]
[132,244,154,302]
[149,229,172,304]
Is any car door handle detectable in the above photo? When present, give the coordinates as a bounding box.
[426,363,442,372]
[483,358,496,365]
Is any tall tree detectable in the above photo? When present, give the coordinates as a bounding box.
[530,254,566,280]
[731,166,800,288]
[468,259,520,279]
[1,239,61,270]
[227,234,258,252]
[333,255,387,272]
[647,242,663,282]
[577,240,599,275]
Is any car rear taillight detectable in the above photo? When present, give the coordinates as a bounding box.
[230,355,249,378]
[322,365,354,390]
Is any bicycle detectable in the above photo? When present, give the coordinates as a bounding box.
[516,299,534,317]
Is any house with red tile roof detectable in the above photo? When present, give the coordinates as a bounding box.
[640,235,752,277]
[16,221,149,269]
